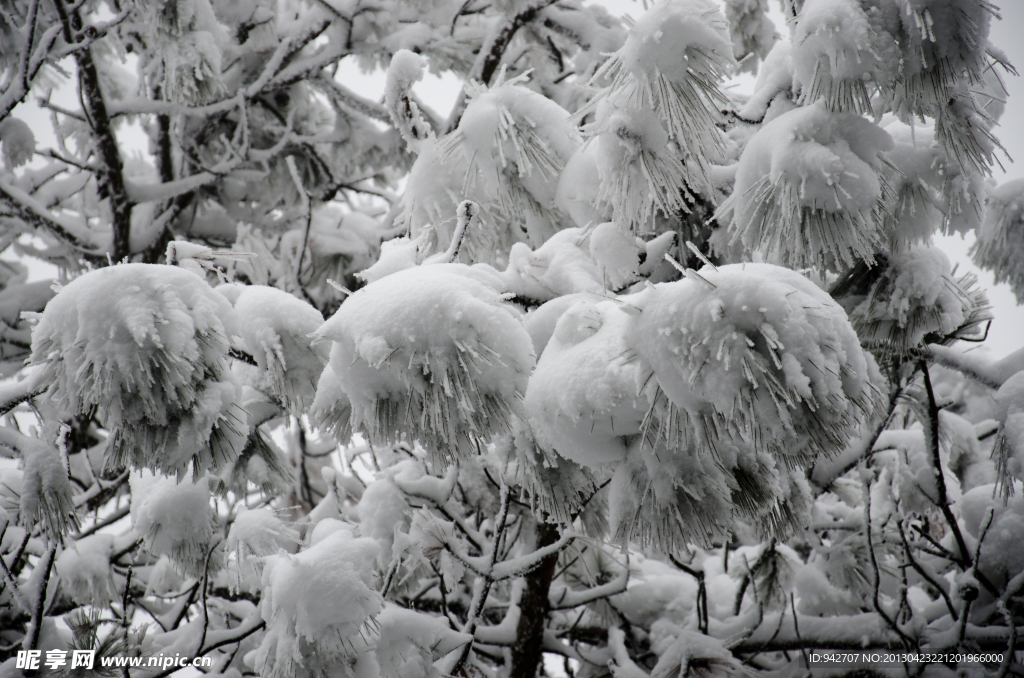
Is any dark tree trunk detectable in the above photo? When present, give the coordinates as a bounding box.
[53,0,134,263]
[509,521,560,678]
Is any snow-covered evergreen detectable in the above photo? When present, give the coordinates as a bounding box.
[1,0,1023,675]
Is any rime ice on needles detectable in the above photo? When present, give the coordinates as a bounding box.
[256,532,382,678]
[437,71,580,246]
[716,102,894,270]
[961,484,1024,579]
[723,0,777,74]
[498,422,601,528]
[147,0,226,105]
[875,0,1004,180]
[792,0,883,115]
[588,96,699,231]
[0,118,35,169]
[55,535,117,605]
[582,0,734,209]
[972,178,1024,303]
[992,372,1024,496]
[218,283,328,411]
[879,117,989,239]
[129,472,216,577]
[589,0,733,154]
[19,436,79,539]
[30,264,246,477]
[631,263,878,468]
[225,507,298,594]
[311,264,535,466]
[848,246,990,356]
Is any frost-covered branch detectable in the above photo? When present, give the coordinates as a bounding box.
[548,565,628,610]
[0,5,62,121]
[0,177,102,252]
[51,0,133,261]
[445,0,562,132]
[920,361,972,567]
[923,344,1024,390]
[0,379,42,417]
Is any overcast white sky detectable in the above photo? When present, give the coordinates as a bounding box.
[9,0,1024,356]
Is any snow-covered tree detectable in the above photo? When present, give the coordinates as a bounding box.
[1,0,1023,676]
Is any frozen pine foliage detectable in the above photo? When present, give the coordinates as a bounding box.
[0,117,34,169]
[717,102,894,270]
[587,95,701,230]
[972,178,1024,302]
[586,0,733,182]
[225,507,298,593]
[218,283,328,411]
[631,263,878,467]
[129,472,216,577]
[993,371,1024,495]
[4,0,1024,675]
[256,532,382,678]
[575,0,734,229]
[30,264,246,476]
[438,72,580,246]
[17,435,79,539]
[723,0,776,73]
[54,535,117,606]
[793,0,884,114]
[146,0,227,105]
[848,246,990,355]
[312,264,534,466]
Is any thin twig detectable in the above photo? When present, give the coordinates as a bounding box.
[23,543,56,652]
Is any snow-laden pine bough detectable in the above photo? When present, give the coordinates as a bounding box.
[2,0,1024,675]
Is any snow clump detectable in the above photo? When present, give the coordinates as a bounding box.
[30,264,246,477]
[848,246,989,356]
[312,264,535,467]
[218,283,327,411]
[129,472,216,577]
[255,531,382,678]
[972,179,1024,303]
[225,507,298,593]
[631,262,878,467]
[716,102,894,270]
